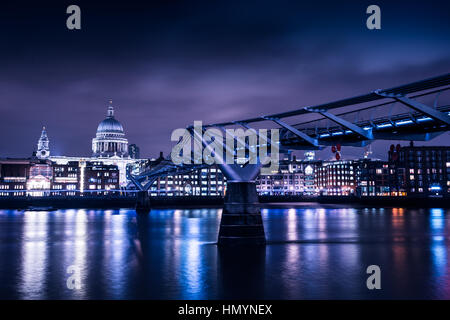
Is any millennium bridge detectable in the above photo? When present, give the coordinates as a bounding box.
[128,73,450,245]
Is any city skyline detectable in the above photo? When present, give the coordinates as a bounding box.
[3,101,447,162]
[1,1,449,159]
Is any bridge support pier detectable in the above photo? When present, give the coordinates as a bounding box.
[135,191,151,214]
[218,181,266,246]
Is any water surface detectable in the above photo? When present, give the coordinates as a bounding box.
[0,205,449,299]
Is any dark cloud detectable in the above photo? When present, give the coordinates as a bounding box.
[0,0,449,159]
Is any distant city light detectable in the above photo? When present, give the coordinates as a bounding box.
[395,119,413,126]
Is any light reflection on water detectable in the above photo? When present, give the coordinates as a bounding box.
[20,211,48,299]
[0,206,450,299]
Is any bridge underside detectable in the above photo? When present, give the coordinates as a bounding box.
[280,104,450,149]
[282,127,447,149]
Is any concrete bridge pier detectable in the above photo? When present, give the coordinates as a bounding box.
[135,191,151,214]
[218,181,265,245]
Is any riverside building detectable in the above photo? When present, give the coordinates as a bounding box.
[355,159,392,197]
[256,155,310,195]
[315,160,356,196]
[151,164,226,197]
[0,158,120,197]
[0,158,33,197]
[389,144,450,197]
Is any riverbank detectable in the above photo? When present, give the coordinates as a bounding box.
[0,195,448,209]
[0,195,221,209]
[259,195,450,208]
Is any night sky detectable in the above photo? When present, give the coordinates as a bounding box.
[1,0,449,160]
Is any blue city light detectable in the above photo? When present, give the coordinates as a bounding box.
[431,208,444,216]
[396,119,414,126]
[417,117,433,122]
[377,123,393,128]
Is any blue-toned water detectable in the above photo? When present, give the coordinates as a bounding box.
[0,205,449,299]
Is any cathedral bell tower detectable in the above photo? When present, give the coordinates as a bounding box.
[37,126,50,159]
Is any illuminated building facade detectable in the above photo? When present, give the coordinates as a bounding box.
[50,156,133,188]
[50,160,120,195]
[51,161,79,196]
[27,161,53,196]
[0,158,120,197]
[0,159,29,196]
[355,159,392,197]
[256,157,308,195]
[303,163,315,195]
[391,145,450,197]
[82,162,120,195]
[149,163,226,197]
[150,156,315,197]
[315,160,356,196]
[316,158,407,197]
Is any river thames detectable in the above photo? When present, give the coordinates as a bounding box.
[0,205,449,299]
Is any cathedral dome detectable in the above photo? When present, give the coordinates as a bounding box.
[97,117,124,134]
[96,104,124,134]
